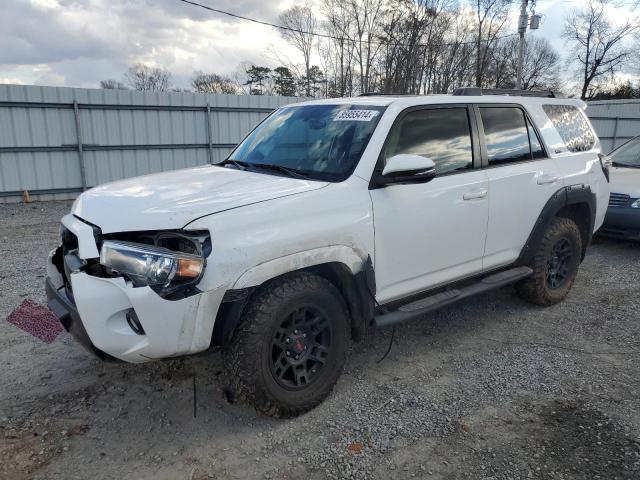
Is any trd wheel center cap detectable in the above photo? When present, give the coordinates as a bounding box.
[285,330,308,361]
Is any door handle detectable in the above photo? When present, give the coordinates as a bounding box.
[537,172,559,185]
[463,188,488,200]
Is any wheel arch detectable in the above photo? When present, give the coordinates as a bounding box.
[212,250,376,347]
[517,184,596,265]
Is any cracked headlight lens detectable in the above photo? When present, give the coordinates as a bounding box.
[100,240,204,293]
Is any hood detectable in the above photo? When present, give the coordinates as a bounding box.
[72,165,328,233]
[610,166,640,198]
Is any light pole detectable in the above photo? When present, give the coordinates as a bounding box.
[516,1,541,90]
[516,0,529,90]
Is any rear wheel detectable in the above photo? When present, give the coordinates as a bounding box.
[222,272,349,417]
[516,217,582,306]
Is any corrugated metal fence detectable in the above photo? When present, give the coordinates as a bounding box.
[0,85,304,203]
[3,87,638,203]
[587,99,640,153]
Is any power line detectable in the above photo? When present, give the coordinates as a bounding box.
[176,0,519,49]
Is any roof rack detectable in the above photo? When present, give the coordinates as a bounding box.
[358,92,415,96]
[452,87,557,98]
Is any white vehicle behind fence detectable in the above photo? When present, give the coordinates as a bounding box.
[46,88,610,416]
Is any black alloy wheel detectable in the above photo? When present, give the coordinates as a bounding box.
[546,237,573,289]
[516,216,582,306]
[222,272,349,417]
[270,306,331,390]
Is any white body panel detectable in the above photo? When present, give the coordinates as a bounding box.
[609,167,640,197]
[186,178,374,296]
[483,158,562,269]
[72,165,328,233]
[47,94,610,362]
[370,171,489,303]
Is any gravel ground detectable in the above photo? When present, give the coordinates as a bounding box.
[1,200,639,480]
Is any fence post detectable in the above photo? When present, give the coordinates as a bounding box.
[205,104,214,165]
[73,100,87,190]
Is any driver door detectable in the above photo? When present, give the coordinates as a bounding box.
[369,105,489,304]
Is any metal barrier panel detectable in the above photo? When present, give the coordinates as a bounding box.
[0,85,304,202]
[587,100,640,153]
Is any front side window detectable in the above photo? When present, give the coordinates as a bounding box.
[542,104,595,153]
[228,104,386,181]
[382,107,473,174]
[480,107,531,165]
[610,137,640,168]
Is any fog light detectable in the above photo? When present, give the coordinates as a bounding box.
[126,309,145,335]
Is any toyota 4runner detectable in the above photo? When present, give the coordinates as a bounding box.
[46,88,610,416]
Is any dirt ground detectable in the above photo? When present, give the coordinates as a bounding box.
[1,200,639,480]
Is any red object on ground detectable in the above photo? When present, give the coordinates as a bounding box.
[6,299,63,344]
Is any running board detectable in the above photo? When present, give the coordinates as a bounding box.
[374,266,533,328]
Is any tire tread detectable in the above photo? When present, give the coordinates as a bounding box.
[222,272,349,417]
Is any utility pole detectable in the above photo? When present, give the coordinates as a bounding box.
[516,0,529,90]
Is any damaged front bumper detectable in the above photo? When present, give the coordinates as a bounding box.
[45,215,226,363]
[45,269,110,359]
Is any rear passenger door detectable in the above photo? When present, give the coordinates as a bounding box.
[477,105,561,269]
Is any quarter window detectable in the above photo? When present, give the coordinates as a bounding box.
[382,108,473,174]
[542,104,595,152]
[480,107,532,165]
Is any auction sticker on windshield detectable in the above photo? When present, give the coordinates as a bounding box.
[334,110,380,121]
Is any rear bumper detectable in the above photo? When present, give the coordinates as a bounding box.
[599,206,640,240]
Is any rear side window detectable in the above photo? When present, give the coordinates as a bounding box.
[542,104,595,152]
[383,107,473,174]
[479,107,532,165]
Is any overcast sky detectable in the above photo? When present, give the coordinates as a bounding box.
[0,0,637,90]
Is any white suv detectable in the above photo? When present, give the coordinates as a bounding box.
[46,89,610,416]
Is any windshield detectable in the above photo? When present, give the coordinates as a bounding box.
[610,136,640,167]
[226,104,386,181]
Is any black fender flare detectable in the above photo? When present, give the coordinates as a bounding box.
[516,183,596,266]
[211,257,377,347]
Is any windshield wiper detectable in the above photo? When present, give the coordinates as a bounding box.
[612,161,640,169]
[250,163,310,179]
[218,159,248,170]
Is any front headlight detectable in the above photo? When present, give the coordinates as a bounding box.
[99,240,205,294]
[632,199,640,209]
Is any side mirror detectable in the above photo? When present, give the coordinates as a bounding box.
[378,154,436,185]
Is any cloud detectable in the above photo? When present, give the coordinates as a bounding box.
[5,0,633,89]
[0,77,26,85]
[0,0,299,88]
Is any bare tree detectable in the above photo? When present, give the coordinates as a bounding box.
[471,0,512,87]
[348,0,387,94]
[279,5,317,97]
[99,79,127,90]
[321,0,357,97]
[564,0,638,99]
[191,71,237,94]
[493,36,561,91]
[125,64,172,92]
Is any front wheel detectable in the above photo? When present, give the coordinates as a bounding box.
[222,272,349,417]
[516,216,583,306]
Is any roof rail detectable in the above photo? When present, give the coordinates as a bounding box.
[452,87,557,98]
[358,92,415,96]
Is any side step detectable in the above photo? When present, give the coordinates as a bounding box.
[374,266,533,328]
